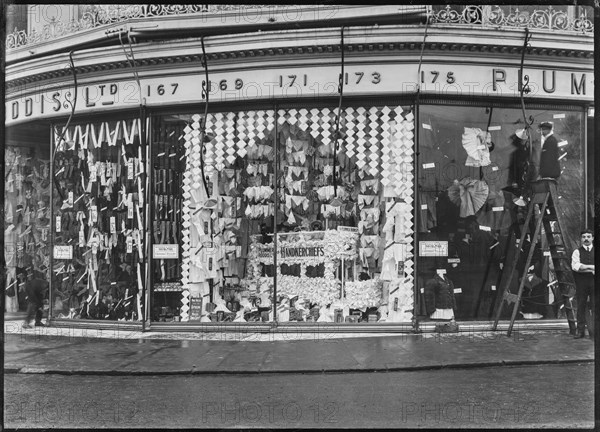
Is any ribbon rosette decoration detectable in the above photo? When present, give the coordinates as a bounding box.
[447,178,489,218]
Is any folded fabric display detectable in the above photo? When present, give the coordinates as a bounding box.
[357,194,378,209]
[316,185,335,202]
[447,178,489,218]
[286,166,309,182]
[285,195,310,211]
[345,279,383,309]
[386,279,414,322]
[243,186,274,203]
[462,127,492,167]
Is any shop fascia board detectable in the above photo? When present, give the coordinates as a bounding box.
[6,23,592,82]
[5,5,427,65]
[6,24,592,91]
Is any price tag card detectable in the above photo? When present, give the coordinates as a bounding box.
[422,163,435,169]
[543,251,551,257]
[127,159,134,180]
[56,216,61,232]
[492,166,499,171]
[89,164,97,182]
[479,225,491,232]
[454,288,462,294]
[422,123,432,130]
[448,258,461,264]
[91,205,98,223]
[436,269,446,275]
[558,140,568,147]
[491,285,496,291]
[110,217,116,233]
[421,204,428,210]
[492,206,504,212]
[488,125,502,131]
[53,245,73,259]
[420,288,424,294]
[68,191,74,206]
[553,113,566,119]
[126,236,133,253]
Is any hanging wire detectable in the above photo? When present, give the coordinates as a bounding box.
[518,28,534,169]
[199,35,211,196]
[332,26,345,198]
[51,50,78,200]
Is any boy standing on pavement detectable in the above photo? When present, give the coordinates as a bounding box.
[571,229,594,339]
[23,270,48,328]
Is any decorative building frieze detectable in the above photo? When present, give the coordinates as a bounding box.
[5,40,593,91]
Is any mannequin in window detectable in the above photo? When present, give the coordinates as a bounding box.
[424,269,457,320]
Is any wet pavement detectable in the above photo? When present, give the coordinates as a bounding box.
[3,321,594,375]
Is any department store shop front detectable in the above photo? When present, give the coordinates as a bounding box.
[5,12,593,332]
[6,98,590,332]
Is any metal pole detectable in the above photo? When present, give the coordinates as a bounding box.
[272,104,278,323]
[49,125,55,321]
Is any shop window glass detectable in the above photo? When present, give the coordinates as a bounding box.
[154,105,416,324]
[51,118,146,321]
[416,105,585,321]
[5,145,51,314]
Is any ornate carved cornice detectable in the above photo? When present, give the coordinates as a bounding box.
[5,41,594,91]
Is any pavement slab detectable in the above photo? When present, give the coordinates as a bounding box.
[3,326,594,375]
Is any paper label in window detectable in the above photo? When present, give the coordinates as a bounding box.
[56,216,61,232]
[488,125,502,131]
[422,123,432,130]
[53,245,73,260]
[454,288,462,294]
[422,163,435,169]
[553,113,566,119]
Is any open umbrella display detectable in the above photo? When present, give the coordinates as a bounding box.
[447,178,489,218]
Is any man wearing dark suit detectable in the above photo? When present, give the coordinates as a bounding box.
[571,229,594,339]
[23,271,48,328]
[538,121,561,179]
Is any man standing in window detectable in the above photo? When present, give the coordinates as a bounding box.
[571,229,594,339]
[538,121,561,179]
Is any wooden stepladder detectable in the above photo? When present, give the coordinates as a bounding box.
[492,180,577,336]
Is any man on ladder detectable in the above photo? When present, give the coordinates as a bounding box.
[571,229,594,339]
[493,120,578,336]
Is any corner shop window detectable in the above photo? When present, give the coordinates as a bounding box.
[416,105,585,321]
[51,118,146,321]
[5,145,51,314]
[153,106,416,323]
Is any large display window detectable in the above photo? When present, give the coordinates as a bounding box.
[151,105,416,324]
[5,145,51,314]
[416,104,585,321]
[50,118,147,321]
